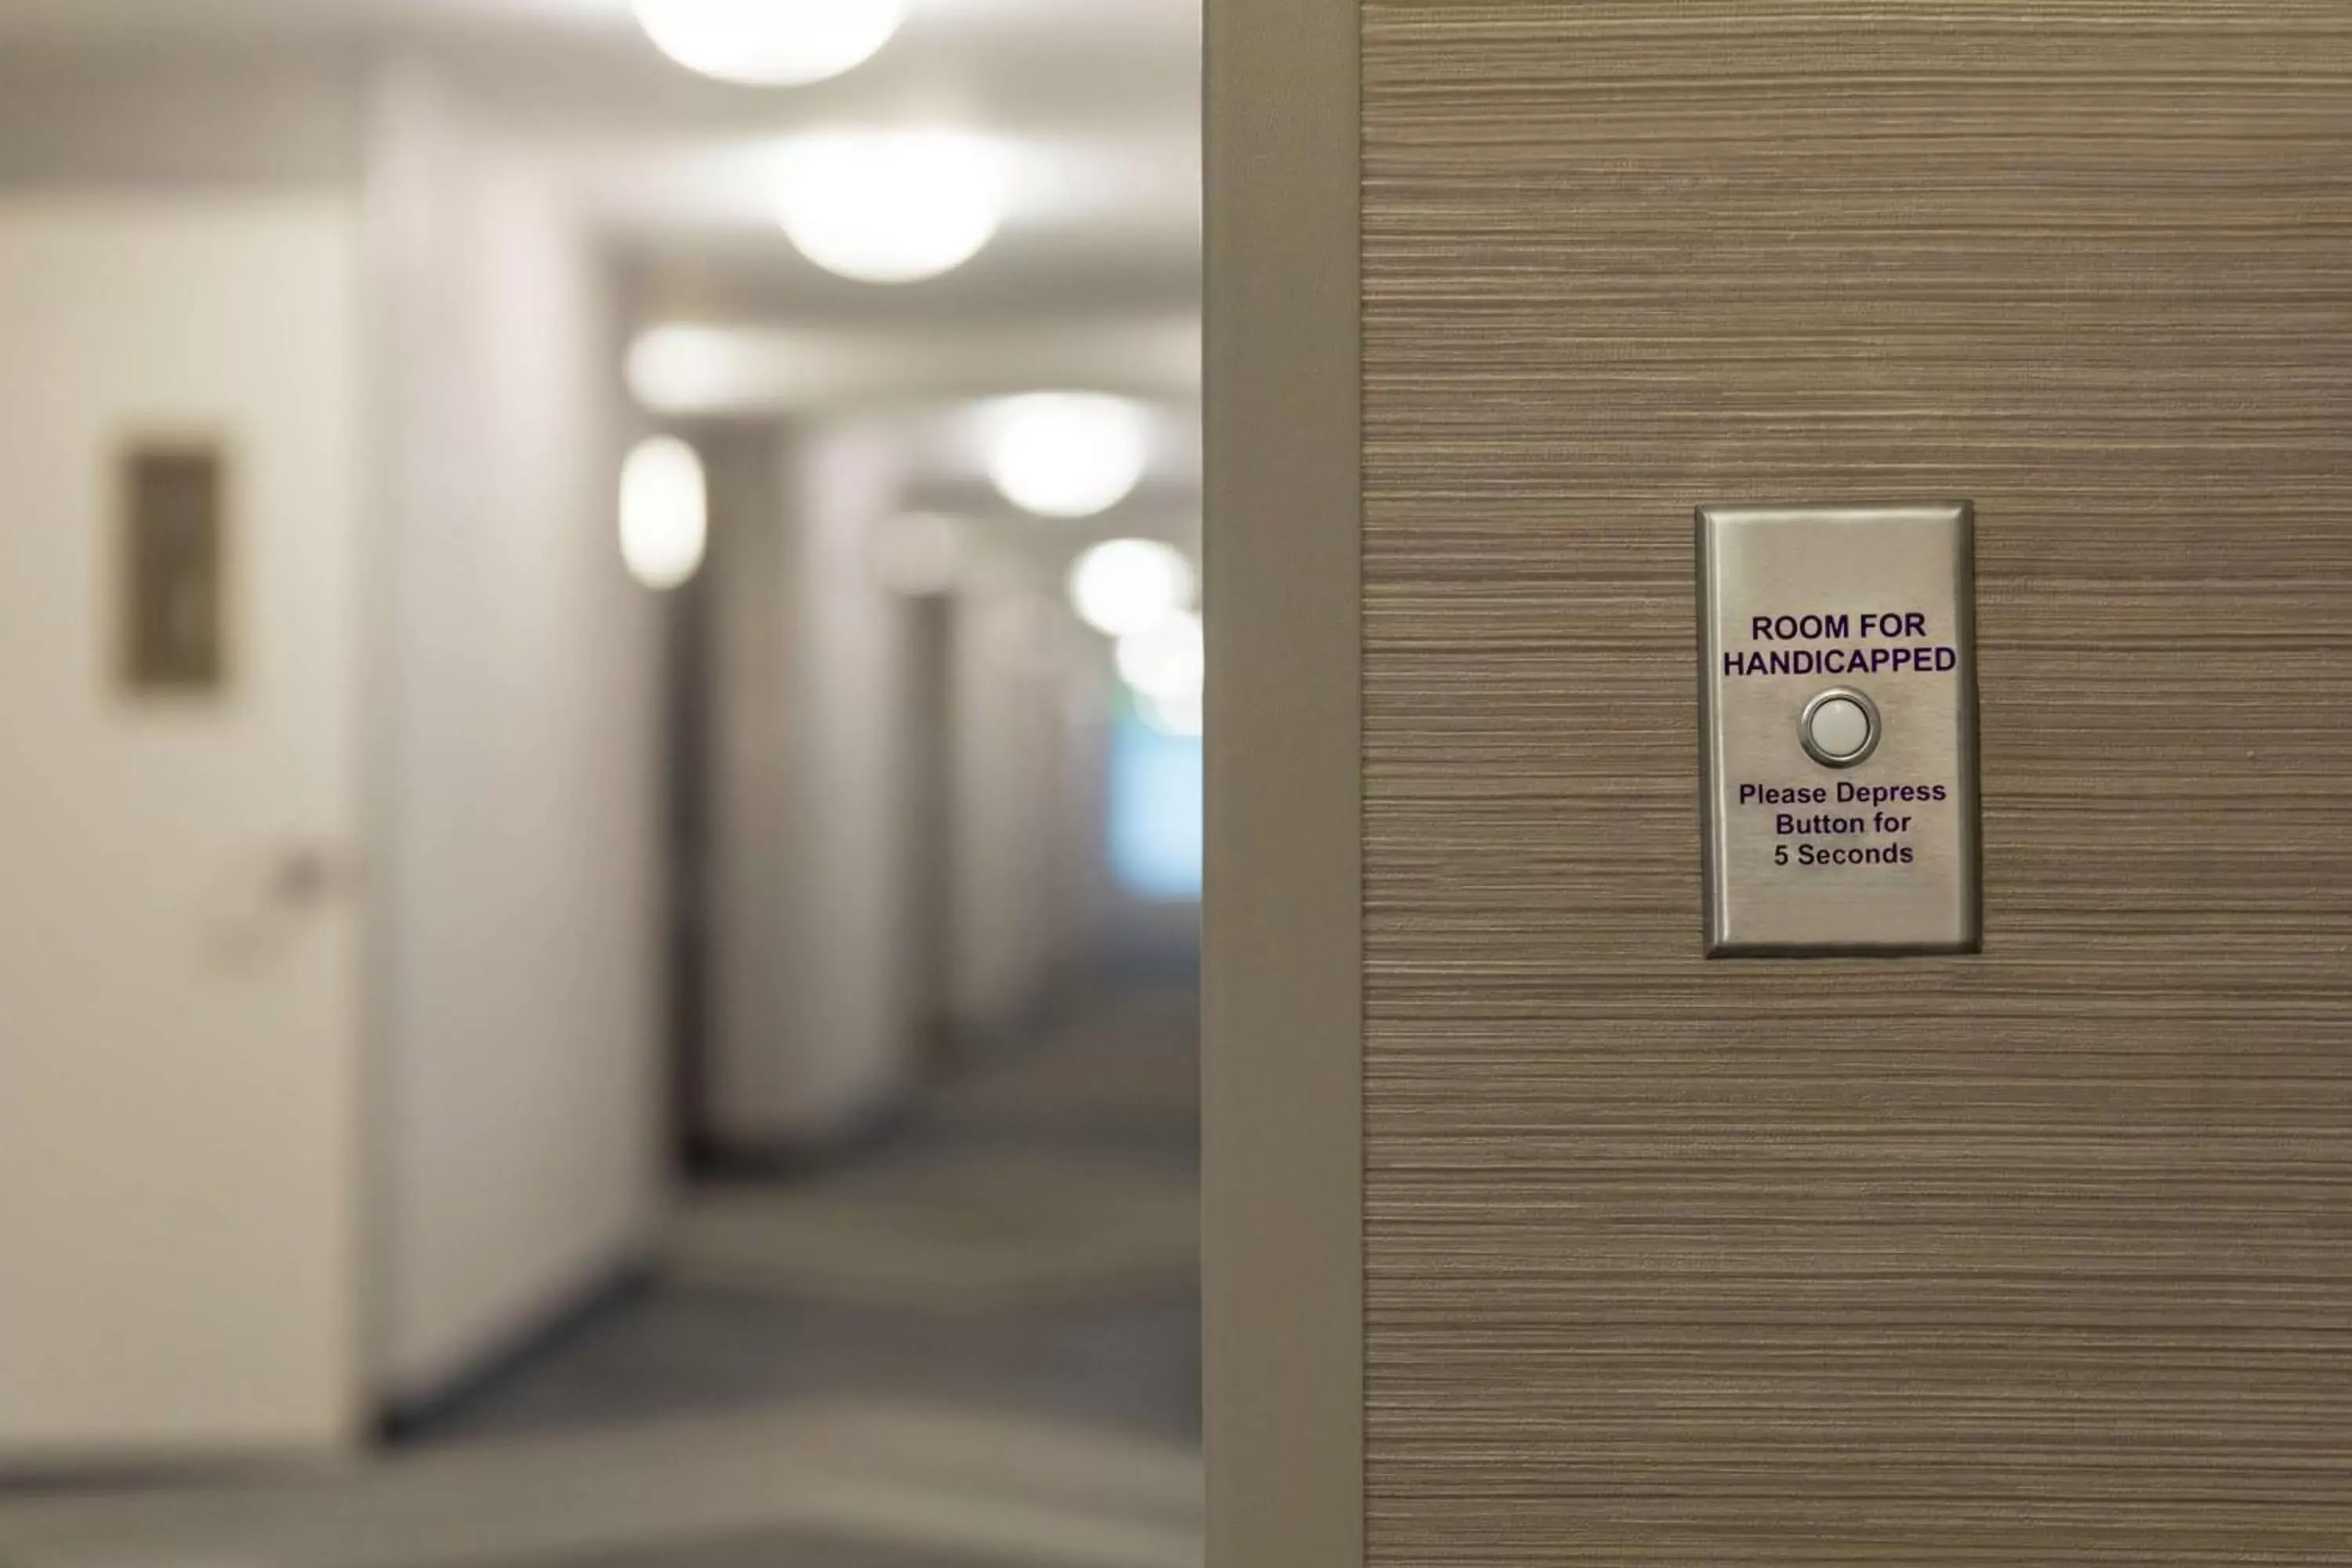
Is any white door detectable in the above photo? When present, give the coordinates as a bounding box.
[0,196,366,1461]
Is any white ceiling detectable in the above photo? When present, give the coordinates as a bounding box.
[0,0,1203,438]
[0,0,1195,56]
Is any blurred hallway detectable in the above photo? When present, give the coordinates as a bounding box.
[432,982,1200,1448]
[0,2,1205,1560]
[0,985,1203,1566]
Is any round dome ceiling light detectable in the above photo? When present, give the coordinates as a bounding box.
[1137,688,1204,739]
[633,0,906,88]
[776,132,1003,285]
[1068,539,1196,640]
[1116,611,1204,706]
[987,393,1151,519]
[619,436,709,591]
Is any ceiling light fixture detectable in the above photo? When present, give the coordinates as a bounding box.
[626,325,744,414]
[1068,539,1196,640]
[619,436,709,590]
[1137,688,1204,740]
[987,393,1151,518]
[633,0,906,87]
[776,132,1003,285]
[1116,611,1204,706]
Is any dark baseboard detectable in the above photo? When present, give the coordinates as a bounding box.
[376,1256,655,1447]
[681,1094,916,1183]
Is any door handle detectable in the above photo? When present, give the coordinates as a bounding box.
[267,844,358,910]
[201,843,359,969]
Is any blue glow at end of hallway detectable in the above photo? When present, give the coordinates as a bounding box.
[1109,707,1203,902]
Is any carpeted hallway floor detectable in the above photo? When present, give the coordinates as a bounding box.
[0,984,1203,1568]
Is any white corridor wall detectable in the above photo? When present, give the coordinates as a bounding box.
[705,423,924,1148]
[367,64,665,1403]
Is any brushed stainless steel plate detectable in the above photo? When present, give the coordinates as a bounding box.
[1698,503,1981,957]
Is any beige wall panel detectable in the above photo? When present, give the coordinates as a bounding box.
[1363,3,2352,1560]
[1206,0,1363,1560]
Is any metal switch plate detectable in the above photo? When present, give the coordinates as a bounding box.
[1698,503,1981,957]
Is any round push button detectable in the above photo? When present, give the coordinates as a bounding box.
[1800,688,1880,769]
